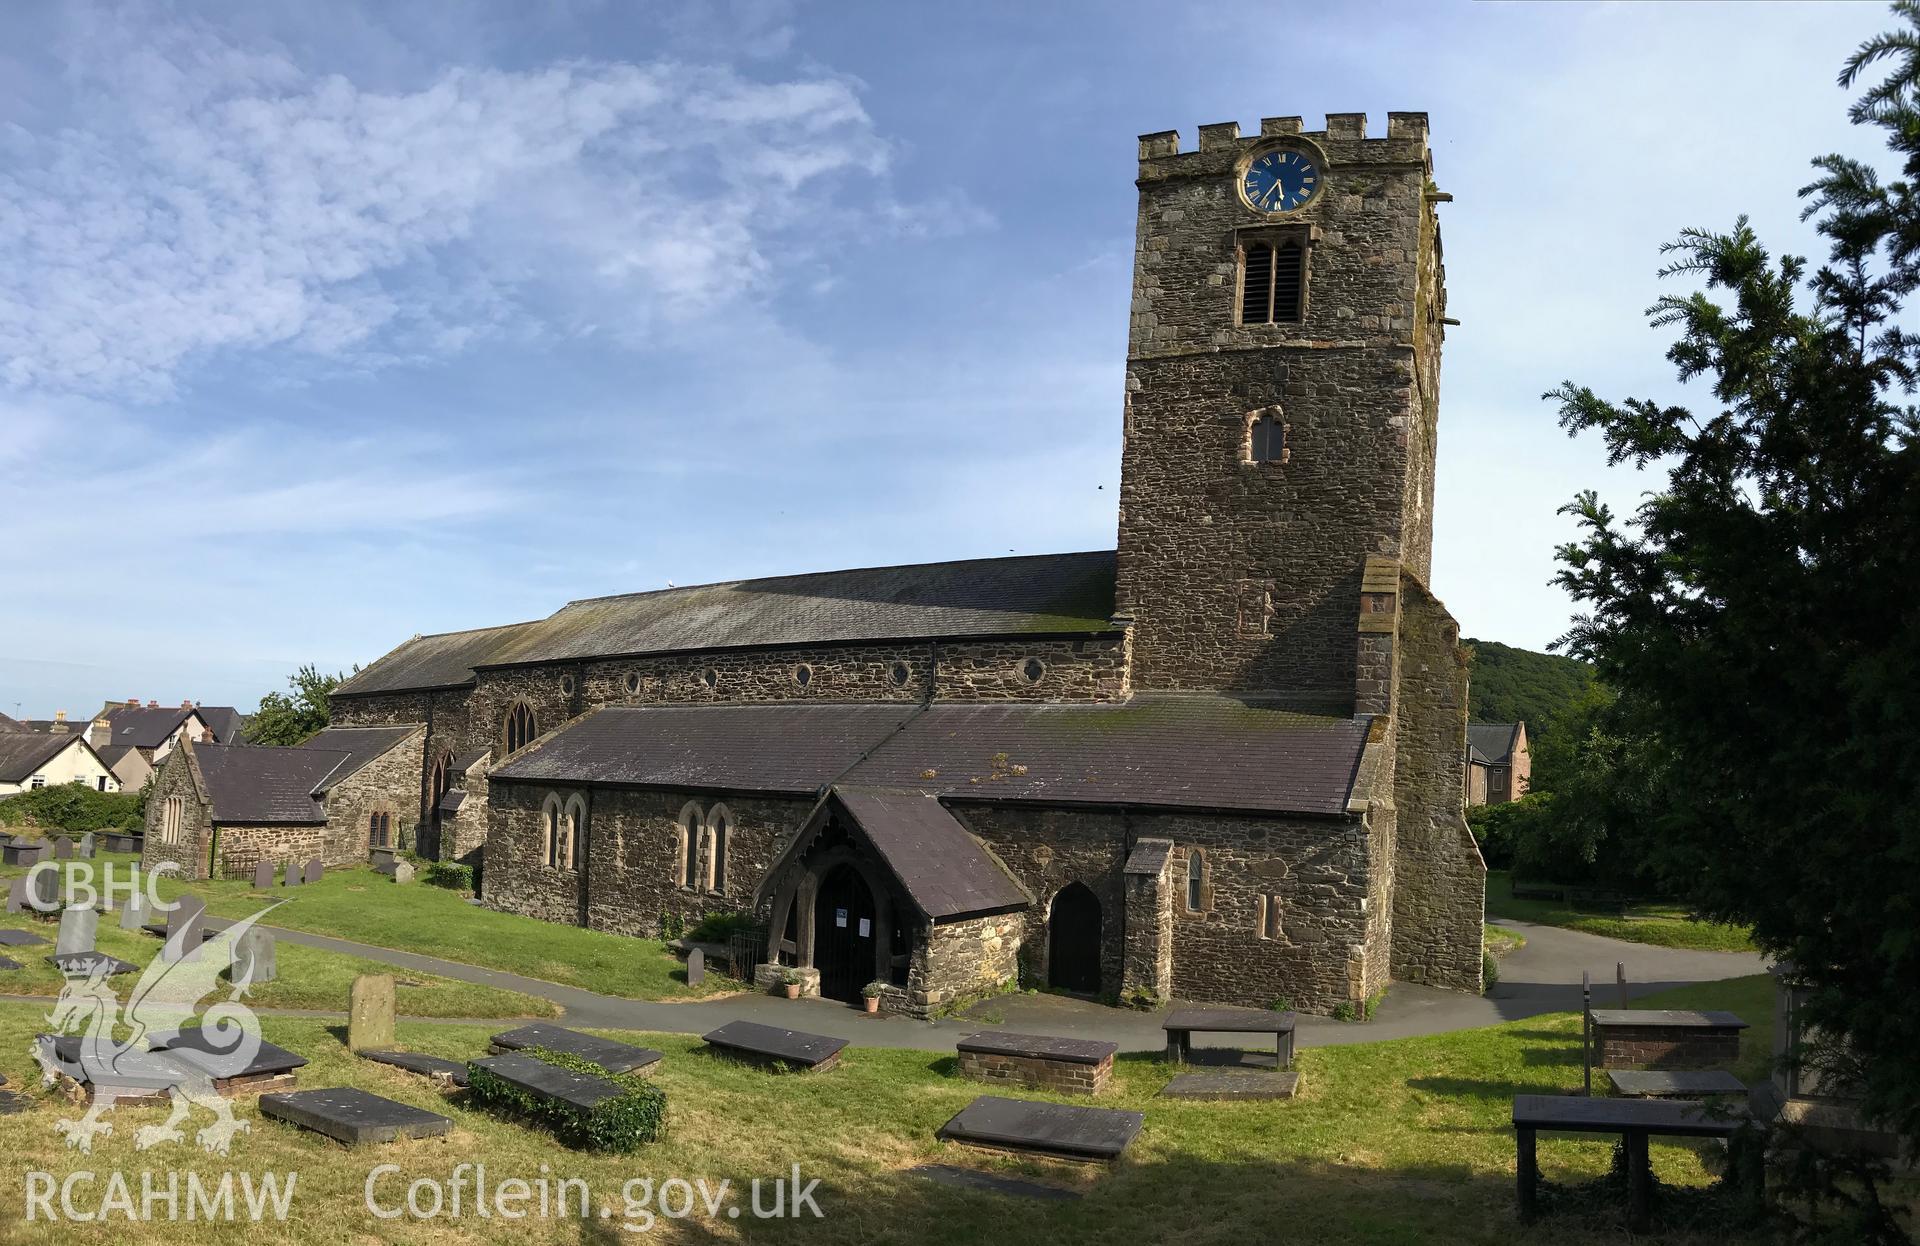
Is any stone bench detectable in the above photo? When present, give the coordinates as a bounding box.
[701,1020,847,1072]
[1513,1093,1757,1232]
[956,1032,1117,1096]
[936,1094,1144,1163]
[1162,1007,1297,1071]
[1608,1069,1746,1100]
[1589,1009,1748,1070]
[260,1087,452,1146]
[488,1024,662,1076]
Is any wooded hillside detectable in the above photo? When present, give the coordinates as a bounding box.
[1462,637,1594,739]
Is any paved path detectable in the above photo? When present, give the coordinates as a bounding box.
[167,915,1767,1055]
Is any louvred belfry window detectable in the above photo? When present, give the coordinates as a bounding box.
[1239,240,1306,325]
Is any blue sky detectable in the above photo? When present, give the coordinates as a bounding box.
[0,0,1893,717]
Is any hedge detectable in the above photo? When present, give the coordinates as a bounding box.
[422,861,474,891]
[465,1046,667,1152]
[0,785,143,833]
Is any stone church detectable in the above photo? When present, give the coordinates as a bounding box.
[162,112,1485,1017]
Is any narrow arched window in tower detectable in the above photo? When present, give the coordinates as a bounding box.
[1185,849,1207,912]
[1249,412,1289,464]
[503,702,537,754]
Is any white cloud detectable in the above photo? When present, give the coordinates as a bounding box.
[0,2,963,401]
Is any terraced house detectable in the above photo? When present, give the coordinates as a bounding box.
[312,111,1483,1017]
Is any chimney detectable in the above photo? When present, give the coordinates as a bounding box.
[53,710,66,724]
[181,699,193,710]
[147,700,158,708]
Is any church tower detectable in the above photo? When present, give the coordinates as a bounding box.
[1115,113,1448,707]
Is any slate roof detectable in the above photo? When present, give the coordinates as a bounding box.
[828,787,1030,919]
[1467,723,1520,766]
[299,725,420,786]
[197,707,246,745]
[493,696,1372,817]
[0,711,25,732]
[335,551,1119,697]
[18,720,88,735]
[193,745,344,825]
[0,734,84,783]
[102,706,196,749]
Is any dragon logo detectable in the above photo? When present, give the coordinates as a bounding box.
[33,902,284,1155]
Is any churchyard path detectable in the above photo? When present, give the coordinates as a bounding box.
[13,914,1763,1055]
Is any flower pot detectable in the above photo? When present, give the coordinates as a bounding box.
[863,996,879,1014]
[783,984,801,1000]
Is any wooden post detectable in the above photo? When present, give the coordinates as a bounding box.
[1626,1130,1652,1232]
[1515,1126,1538,1221]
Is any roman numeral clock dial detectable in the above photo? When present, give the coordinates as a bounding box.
[1242,150,1320,212]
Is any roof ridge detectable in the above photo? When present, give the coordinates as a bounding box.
[557,548,1117,610]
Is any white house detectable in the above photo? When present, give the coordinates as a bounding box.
[0,733,120,797]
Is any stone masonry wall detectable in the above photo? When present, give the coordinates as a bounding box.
[1388,571,1485,991]
[957,1048,1112,1096]
[142,747,211,881]
[1596,1024,1744,1071]
[921,911,1023,1011]
[320,726,426,867]
[210,824,325,881]
[1117,114,1440,697]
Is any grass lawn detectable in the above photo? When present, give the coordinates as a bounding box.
[1484,923,1526,959]
[0,974,1778,1245]
[0,905,556,1020]
[1,852,727,1004]
[1486,871,1757,953]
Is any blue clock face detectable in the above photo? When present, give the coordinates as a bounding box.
[1242,149,1320,212]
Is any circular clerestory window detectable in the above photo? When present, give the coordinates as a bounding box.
[560,674,576,696]
[1020,657,1046,684]
[623,672,641,694]
[701,668,719,689]
[794,664,813,688]
[888,661,911,688]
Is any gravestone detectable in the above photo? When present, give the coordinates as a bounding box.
[160,896,206,964]
[6,878,23,914]
[55,907,98,957]
[46,952,137,975]
[0,956,20,971]
[28,868,60,913]
[470,1053,628,1112]
[52,837,72,860]
[701,1020,847,1072]
[77,833,94,859]
[489,1024,662,1075]
[260,1088,452,1146]
[348,975,396,1053]
[391,861,415,885]
[303,858,323,885]
[233,927,277,986]
[284,862,303,888]
[0,929,48,947]
[0,839,33,866]
[686,947,706,988]
[358,1049,470,1087]
[119,894,149,931]
[252,861,274,890]
[935,1095,1145,1162]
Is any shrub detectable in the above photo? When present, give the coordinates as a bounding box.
[465,1047,666,1152]
[1482,948,1500,993]
[422,862,473,891]
[1330,1001,1357,1023]
[0,785,143,833]
[1268,996,1294,1012]
[1120,985,1159,1011]
[686,910,753,943]
[658,912,687,946]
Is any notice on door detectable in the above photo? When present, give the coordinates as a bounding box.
[858,918,871,937]
[835,908,848,928]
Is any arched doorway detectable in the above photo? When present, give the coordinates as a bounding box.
[1048,883,1102,994]
[423,751,452,861]
[813,864,878,1003]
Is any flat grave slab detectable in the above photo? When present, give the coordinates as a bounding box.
[471,1052,629,1112]
[1588,1010,1749,1030]
[1511,1093,1744,1137]
[936,1095,1144,1162]
[908,1164,1081,1202]
[1159,1070,1301,1101]
[488,1024,662,1075]
[153,1029,308,1095]
[139,923,169,938]
[701,1020,847,1072]
[1609,1069,1747,1099]
[1162,1007,1299,1034]
[0,956,21,971]
[957,1032,1117,1064]
[45,952,138,975]
[260,1088,452,1146]
[360,1049,471,1087]
[0,929,49,947]
[35,1034,181,1100]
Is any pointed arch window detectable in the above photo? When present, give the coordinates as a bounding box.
[677,802,703,890]
[559,793,585,871]
[368,808,393,850]
[705,805,730,894]
[503,702,538,754]
[541,793,563,868]
[1185,849,1207,912]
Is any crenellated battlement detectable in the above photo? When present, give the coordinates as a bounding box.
[1137,112,1429,165]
